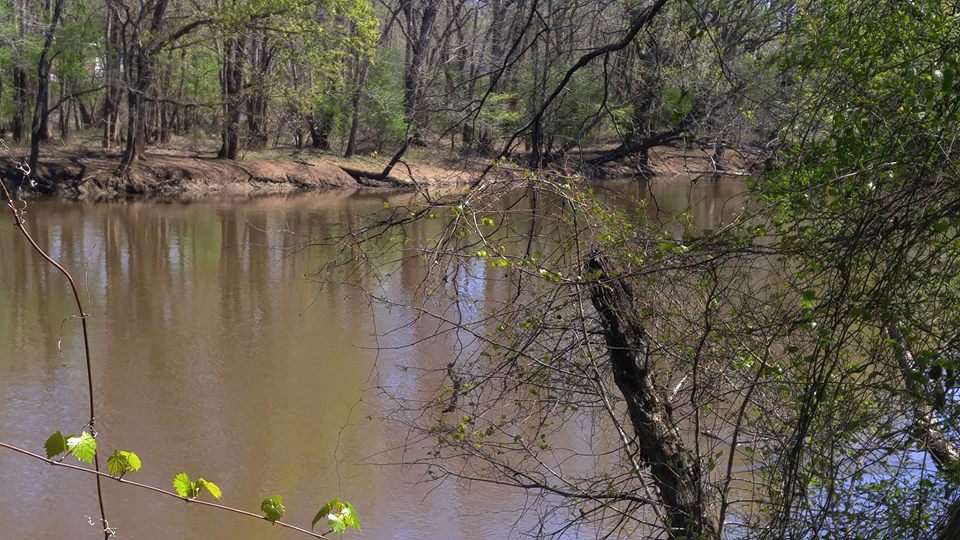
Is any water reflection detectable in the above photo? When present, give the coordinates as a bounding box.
[0,178,748,539]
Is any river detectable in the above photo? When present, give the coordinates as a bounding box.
[0,177,747,539]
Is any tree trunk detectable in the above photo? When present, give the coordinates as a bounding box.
[887,324,960,470]
[403,0,438,140]
[159,104,171,143]
[28,0,65,173]
[245,34,270,150]
[102,0,123,148]
[120,47,153,168]
[39,83,52,141]
[13,0,28,142]
[172,48,187,135]
[346,6,401,157]
[460,6,480,149]
[78,98,93,127]
[13,67,27,142]
[58,84,69,141]
[587,255,718,540]
[73,99,82,130]
[345,60,368,158]
[217,37,243,160]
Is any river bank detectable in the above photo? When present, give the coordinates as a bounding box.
[0,143,755,199]
[1,147,479,199]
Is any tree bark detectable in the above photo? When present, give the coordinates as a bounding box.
[217,37,243,160]
[58,84,69,141]
[887,324,960,470]
[245,34,271,150]
[78,98,93,127]
[120,47,153,168]
[939,500,960,540]
[117,0,212,167]
[102,0,122,148]
[587,255,717,540]
[345,60,369,158]
[402,0,438,140]
[13,0,28,142]
[28,0,65,173]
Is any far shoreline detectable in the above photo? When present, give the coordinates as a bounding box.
[1,142,755,200]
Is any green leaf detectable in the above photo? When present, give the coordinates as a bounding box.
[312,501,333,530]
[260,495,286,523]
[197,478,222,500]
[66,432,97,465]
[107,450,142,477]
[173,473,195,498]
[663,87,694,123]
[341,501,361,532]
[44,431,67,459]
[801,290,816,310]
[312,498,361,535]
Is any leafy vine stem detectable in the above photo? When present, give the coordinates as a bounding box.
[0,154,110,538]
[0,441,330,538]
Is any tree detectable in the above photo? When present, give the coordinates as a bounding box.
[110,0,213,168]
[755,0,960,535]
[27,0,65,173]
[322,0,960,538]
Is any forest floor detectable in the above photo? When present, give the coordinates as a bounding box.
[0,131,757,199]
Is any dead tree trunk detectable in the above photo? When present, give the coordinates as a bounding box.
[587,255,717,540]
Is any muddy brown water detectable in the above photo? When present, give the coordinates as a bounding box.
[0,177,748,539]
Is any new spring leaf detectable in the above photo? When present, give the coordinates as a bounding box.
[312,498,360,535]
[261,495,285,523]
[173,473,222,500]
[66,432,97,465]
[44,431,67,459]
[196,478,222,500]
[173,473,196,498]
[107,450,142,477]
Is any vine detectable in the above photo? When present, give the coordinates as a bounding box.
[0,144,360,538]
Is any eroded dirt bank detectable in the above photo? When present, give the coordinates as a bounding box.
[0,144,755,199]
[1,149,477,199]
